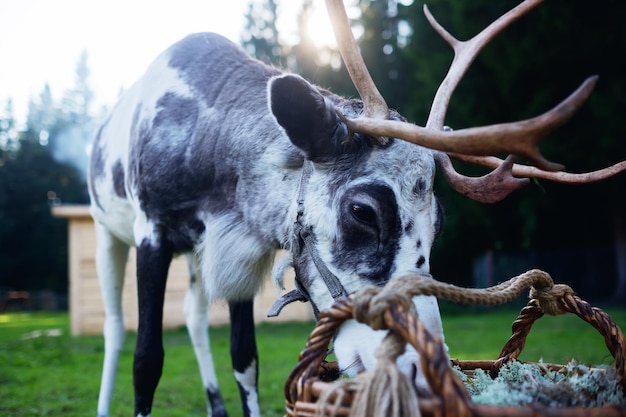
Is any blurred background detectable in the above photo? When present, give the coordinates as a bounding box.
[0,0,624,311]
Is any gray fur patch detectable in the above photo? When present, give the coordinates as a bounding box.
[112,160,126,198]
[88,123,107,210]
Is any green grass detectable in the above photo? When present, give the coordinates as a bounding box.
[1,306,624,416]
[0,313,314,417]
[442,306,626,366]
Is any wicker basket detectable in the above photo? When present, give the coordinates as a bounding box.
[284,270,626,417]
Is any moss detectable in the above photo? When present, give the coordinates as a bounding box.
[454,360,626,408]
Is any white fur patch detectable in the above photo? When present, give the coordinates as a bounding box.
[234,359,260,416]
[333,294,446,393]
[197,214,275,302]
[271,252,293,290]
[132,210,158,247]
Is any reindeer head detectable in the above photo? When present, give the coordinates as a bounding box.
[267,71,445,387]
[269,0,626,390]
[270,72,441,294]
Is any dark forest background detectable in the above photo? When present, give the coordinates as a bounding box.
[1,0,624,307]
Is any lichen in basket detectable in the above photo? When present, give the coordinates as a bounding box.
[454,360,626,408]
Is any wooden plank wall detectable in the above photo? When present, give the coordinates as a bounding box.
[53,205,314,336]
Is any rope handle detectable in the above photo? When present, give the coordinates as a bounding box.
[493,292,625,383]
[285,269,626,411]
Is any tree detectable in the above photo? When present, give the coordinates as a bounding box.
[62,50,94,125]
[0,53,93,295]
[236,0,626,301]
[393,0,626,300]
[0,126,86,292]
[241,0,286,67]
[52,50,97,179]
[240,0,354,90]
[0,99,19,155]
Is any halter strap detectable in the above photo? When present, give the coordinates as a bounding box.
[268,160,349,318]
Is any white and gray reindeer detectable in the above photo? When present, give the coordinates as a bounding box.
[87,0,625,416]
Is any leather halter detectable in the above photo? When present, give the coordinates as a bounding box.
[268,160,349,318]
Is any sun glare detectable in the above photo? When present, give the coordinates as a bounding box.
[302,0,362,49]
[306,2,339,49]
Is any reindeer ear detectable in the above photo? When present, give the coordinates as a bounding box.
[268,74,348,162]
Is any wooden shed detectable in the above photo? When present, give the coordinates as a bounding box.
[52,205,314,336]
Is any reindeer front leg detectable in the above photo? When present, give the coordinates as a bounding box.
[133,239,172,417]
[229,300,260,417]
[184,254,228,417]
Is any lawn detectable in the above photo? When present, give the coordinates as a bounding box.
[1,304,625,416]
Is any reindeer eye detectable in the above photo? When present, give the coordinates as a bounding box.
[351,204,376,225]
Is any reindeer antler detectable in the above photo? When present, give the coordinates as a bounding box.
[324,0,389,124]
[324,0,626,203]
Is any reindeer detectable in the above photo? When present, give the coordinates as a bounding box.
[87,0,626,416]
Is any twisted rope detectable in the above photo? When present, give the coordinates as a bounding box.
[353,269,574,321]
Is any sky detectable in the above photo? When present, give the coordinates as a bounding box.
[0,0,332,124]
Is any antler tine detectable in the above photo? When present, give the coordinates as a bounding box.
[451,154,626,184]
[324,0,390,144]
[435,153,530,203]
[424,0,543,130]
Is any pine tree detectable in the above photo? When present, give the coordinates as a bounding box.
[0,51,91,295]
[241,0,286,67]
